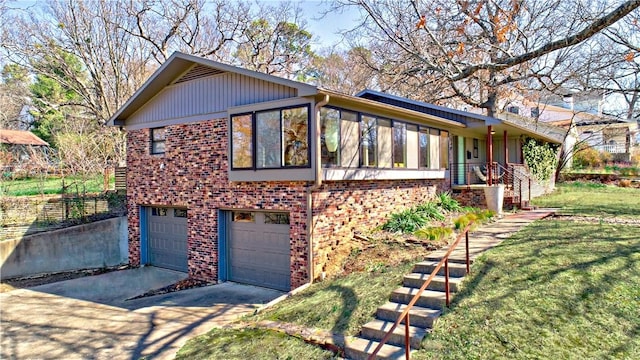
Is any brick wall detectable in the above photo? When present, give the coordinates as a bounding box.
[126,118,309,288]
[311,179,446,278]
[127,116,454,289]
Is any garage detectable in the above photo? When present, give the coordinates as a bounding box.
[228,211,291,291]
[147,207,188,272]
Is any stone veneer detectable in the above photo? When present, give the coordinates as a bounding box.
[126,117,451,289]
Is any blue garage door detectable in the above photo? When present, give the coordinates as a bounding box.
[229,211,291,291]
[147,207,188,272]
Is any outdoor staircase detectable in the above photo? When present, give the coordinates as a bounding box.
[345,257,470,360]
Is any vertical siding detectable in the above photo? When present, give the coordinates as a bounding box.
[128,73,298,126]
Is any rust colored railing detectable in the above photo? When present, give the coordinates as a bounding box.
[367,223,473,360]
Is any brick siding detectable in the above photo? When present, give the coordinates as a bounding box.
[126,117,451,289]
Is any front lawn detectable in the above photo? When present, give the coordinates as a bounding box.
[0,174,112,196]
[177,184,640,359]
[532,182,640,218]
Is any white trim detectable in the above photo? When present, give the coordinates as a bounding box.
[322,168,446,181]
[228,97,314,114]
[125,111,227,131]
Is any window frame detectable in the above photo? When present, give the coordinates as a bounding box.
[230,104,311,171]
[150,127,166,155]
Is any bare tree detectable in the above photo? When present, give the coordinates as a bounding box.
[333,0,640,116]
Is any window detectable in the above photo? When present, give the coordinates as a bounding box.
[151,127,166,154]
[231,114,253,169]
[257,110,281,168]
[264,212,290,225]
[151,207,167,216]
[530,107,540,118]
[419,127,430,168]
[393,122,406,168]
[230,105,310,170]
[377,119,392,168]
[233,212,254,222]
[507,106,519,114]
[174,209,187,218]
[282,107,309,166]
[440,130,449,169]
[361,115,377,167]
[429,128,440,169]
[321,108,341,167]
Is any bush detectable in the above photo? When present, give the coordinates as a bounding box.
[382,209,428,233]
[414,226,453,241]
[437,192,462,213]
[573,146,603,169]
[414,202,446,221]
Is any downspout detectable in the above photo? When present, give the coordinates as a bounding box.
[305,93,330,284]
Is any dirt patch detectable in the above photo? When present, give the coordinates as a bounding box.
[0,265,132,293]
[339,230,450,276]
[126,278,214,300]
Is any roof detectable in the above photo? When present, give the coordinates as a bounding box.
[107,52,318,125]
[356,89,501,127]
[0,129,49,146]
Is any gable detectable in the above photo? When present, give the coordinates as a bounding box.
[126,70,299,129]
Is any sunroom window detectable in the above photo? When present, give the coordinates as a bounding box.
[321,107,341,167]
[230,105,310,170]
[393,122,407,168]
[361,115,377,167]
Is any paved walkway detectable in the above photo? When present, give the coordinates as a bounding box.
[429,209,557,263]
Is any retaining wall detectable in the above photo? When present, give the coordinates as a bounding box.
[0,216,128,279]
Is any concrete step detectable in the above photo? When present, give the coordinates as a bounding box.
[361,319,428,349]
[423,253,470,264]
[376,301,441,328]
[403,273,464,292]
[413,260,468,277]
[390,287,447,310]
[345,336,409,360]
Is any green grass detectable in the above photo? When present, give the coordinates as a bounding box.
[175,327,337,360]
[253,261,416,335]
[532,182,640,218]
[178,183,640,359]
[414,220,640,359]
[0,175,113,196]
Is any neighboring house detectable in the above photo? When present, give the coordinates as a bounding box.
[0,129,50,173]
[502,94,639,162]
[108,52,559,291]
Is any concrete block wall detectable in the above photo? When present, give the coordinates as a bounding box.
[0,216,128,279]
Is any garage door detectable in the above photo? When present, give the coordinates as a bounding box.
[147,207,188,272]
[229,211,291,291]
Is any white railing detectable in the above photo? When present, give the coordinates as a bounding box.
[593,144,627,154]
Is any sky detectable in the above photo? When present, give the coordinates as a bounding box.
[7,0,362,51]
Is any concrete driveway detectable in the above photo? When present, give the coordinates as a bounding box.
[0,267,283,360]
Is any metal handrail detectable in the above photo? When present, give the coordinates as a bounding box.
[367,222,474,360]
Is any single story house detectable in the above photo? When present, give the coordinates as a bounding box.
[108,52,560,291]
[0,129,50,174]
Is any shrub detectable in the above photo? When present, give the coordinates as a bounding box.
[437,192,462,213]
[415,202,446,221]
[382,209,428,233]
[573,146,602,169]
[414,226,453,241]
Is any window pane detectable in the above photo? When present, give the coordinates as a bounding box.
[151,208,167,216]
[231,114,253,168]
[321,108,340,167]
[361,115,377,167]
[152,141,165,154]
[341,114,360,167]
[407,125,419,168]
[419,129,429,168]
[256,110,281,168]
[264,212,290,224]
[283,107,309,166]
[233,212,254,222]
[429,129,440,169]
[378,119,392,168]
[440,130,449,169]
[174,209,187,218]
[152,128,166,141]
[393,122,406,168]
